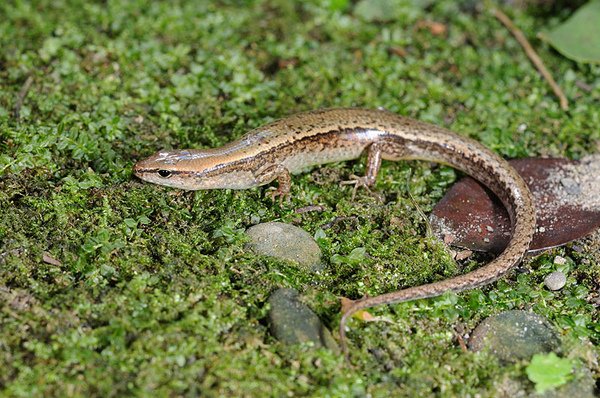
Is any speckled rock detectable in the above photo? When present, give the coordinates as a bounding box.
[469,310,560,362]
[268,288,339,352]
[544,271,567,291]
[246,222,323,272]
[553,256,567,265]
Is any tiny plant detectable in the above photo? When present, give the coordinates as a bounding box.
[525,352,573,394]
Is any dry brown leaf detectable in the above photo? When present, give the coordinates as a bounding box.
[42,252,61,266]
[340,297,393,323]
[416,20,447,36]
[455,249,473,261]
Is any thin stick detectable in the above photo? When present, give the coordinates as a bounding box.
[494,8,569,111]
[13,75,34,120]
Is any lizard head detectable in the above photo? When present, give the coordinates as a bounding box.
[133,149,258,190]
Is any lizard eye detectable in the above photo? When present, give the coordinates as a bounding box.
[157,170,172,178]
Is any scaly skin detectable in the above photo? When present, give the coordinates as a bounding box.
[134,108,536,356]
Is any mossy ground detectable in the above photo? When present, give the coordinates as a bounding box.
[1,0,599,396]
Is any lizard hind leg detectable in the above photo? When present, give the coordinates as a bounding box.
[340,142,384,200]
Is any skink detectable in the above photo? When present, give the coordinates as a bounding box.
[134,108,536,355]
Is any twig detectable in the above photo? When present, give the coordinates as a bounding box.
[493,9,569,111]
[13,75,34,121]
[405,172,433,238]
[454,327,468,353]
[321,216,357,230]
[294,205,326,214]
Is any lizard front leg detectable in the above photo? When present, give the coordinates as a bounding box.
[255,164,292,203]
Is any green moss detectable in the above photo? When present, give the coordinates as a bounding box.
[1,0,599,396]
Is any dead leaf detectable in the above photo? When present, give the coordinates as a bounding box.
[42,252,62,266]
[416,20,447,36]
[340,296,392,323]
[430,157,600,253]
[388,46,407,57]
[454,249,473,261]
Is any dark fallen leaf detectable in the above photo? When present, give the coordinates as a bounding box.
[430,157,600,253]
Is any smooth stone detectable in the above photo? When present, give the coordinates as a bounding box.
[268,288,339,353]
[469,310,560,362]
[246,222,323,272]
[553,256,567,265]
[544,271,567,291]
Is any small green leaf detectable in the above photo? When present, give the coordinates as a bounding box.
[328,0,349,12]
[331,247,367,266]
[39,37,62,62]
[313,228,326,241]
[354,0,398,22]
[123,218,138,228]
[213,221,245,244]
[539,0,600,63]
[526,352,573,394]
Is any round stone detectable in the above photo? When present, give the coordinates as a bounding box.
[544,271,567,291]
[267,288,339,352]
[246,222,323,272]
[469,310,560,362]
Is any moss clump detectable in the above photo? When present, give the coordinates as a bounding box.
[1,0,598,396]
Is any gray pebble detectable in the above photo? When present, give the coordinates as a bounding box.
[544,271,567,291]
[553,256,567,265]
[560,177,581,195]
[245,222,323,272]
[469,310,560,362]
[268,288,339,352]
